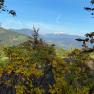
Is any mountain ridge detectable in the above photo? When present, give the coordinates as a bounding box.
[10,28,83,49]
[0,28,83,49]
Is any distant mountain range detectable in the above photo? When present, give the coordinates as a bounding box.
[9,28,32,36]
[0,27,85,49]
[9,28,83,49]
[41,34,83,49]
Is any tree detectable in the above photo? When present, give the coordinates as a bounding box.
[75,0,94,52]
[75,38,89,49]
[85,32,94,45]
[32,26,39,47]
[76,32,94,52]
[84,0,94,16]
[0,0,16,16]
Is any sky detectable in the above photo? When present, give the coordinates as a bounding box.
[0,0,94,35]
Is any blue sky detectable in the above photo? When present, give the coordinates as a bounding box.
[0,0,94,35]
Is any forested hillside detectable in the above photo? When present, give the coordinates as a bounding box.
[0,28,29,46]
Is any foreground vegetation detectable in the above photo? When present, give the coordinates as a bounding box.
[0,0,94,93]
[0,28,93,94]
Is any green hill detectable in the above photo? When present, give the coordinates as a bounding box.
[0,28,29,46]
